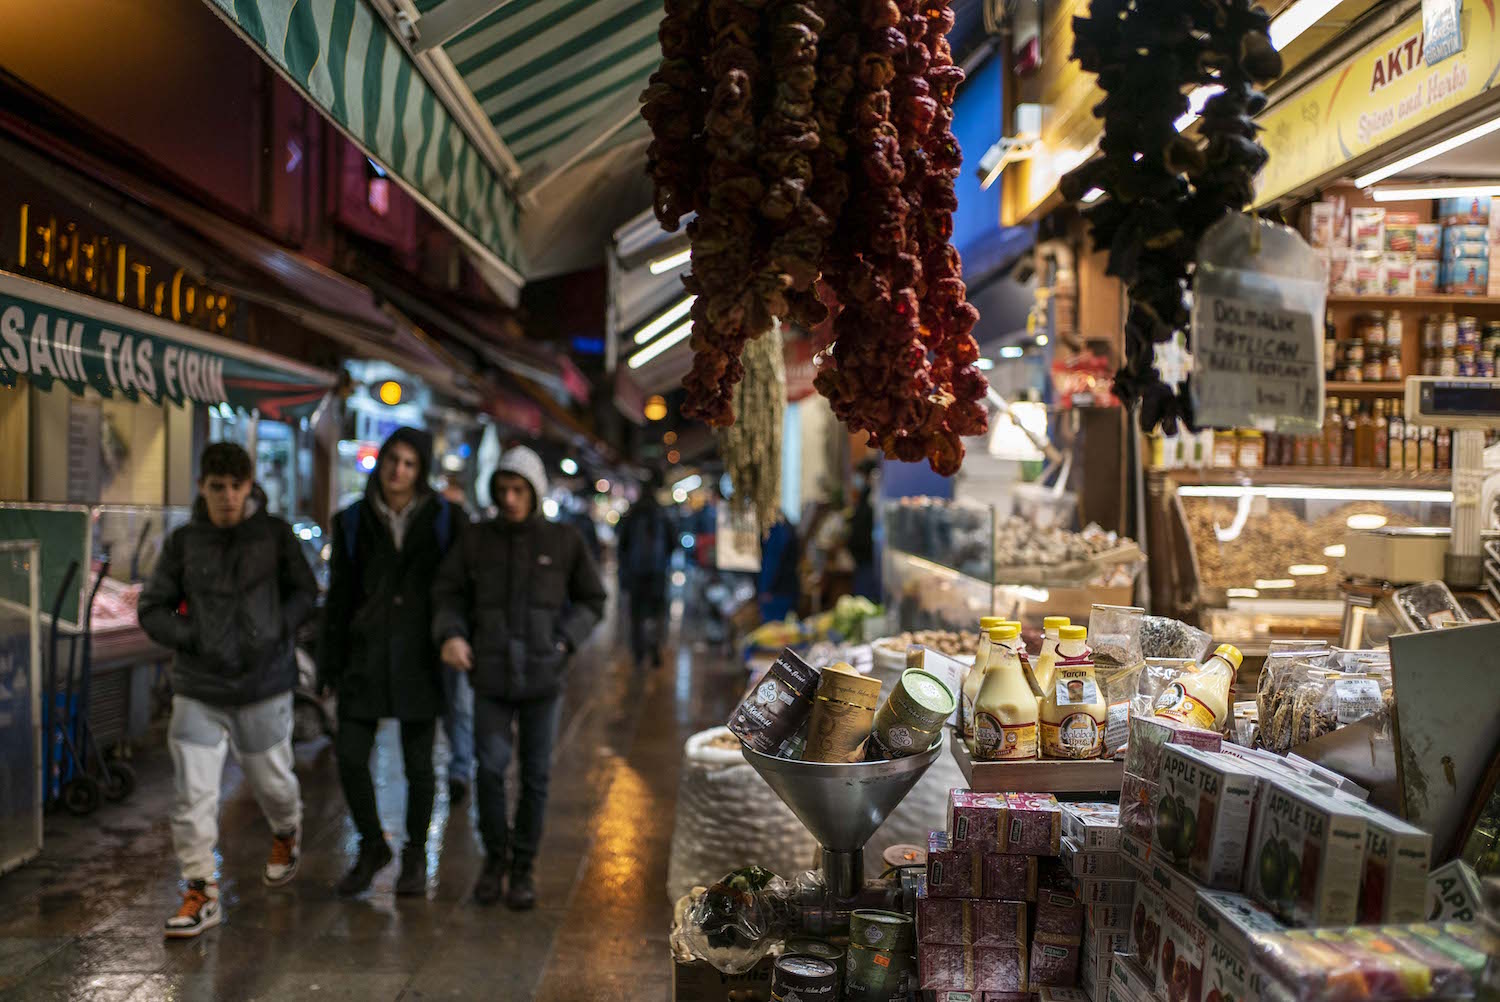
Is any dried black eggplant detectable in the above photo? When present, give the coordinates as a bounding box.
[1062,0,1279,432]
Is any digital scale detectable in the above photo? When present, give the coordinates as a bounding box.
[1403,376,1500,587]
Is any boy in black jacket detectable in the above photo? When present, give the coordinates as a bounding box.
[139,442,318,939]
[431,446,605,909]
[321,427,461,898]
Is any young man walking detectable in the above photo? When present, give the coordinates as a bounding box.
[431,446,605,909]
[138,442,318,938]
[321,427,462,897]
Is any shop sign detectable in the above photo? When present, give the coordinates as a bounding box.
[1192,293,1322,430]
[0,199,238,335]
[1255,5,1499,204]
[0,272,331,419]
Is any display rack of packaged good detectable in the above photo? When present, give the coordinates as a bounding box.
[950,732,1125,793]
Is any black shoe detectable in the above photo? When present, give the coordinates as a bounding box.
[337,839,393,897]
[395,845,427,897]
[506,869,536,911]
[448,777,469,806]
[474,857,507,906]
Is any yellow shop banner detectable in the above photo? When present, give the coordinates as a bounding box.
[1256,3,1500,205]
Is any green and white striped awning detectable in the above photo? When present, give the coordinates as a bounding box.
[413,0,656,176]
[203,0,528,277]
[203,0,664,282]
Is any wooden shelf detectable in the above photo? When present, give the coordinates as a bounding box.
[952,733,1125,793]
[1152,467,1451,489]
[1327,381,1406,394]
[1327,294,1500,307]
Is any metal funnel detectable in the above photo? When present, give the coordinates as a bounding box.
[742,741,945,897]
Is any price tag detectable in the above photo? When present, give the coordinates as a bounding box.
[1192,293,1322,431]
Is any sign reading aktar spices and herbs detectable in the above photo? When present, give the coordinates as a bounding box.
[0,271,332,420]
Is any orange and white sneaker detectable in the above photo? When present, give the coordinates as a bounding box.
[264,828,300,887]
[164,880,221,939]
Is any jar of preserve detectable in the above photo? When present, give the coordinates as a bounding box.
[1384,351,1404,381]
[1363,350,1384,382]
[1441,314,1460,349]
[1440,349,1459,376]
[1458,316,1481,347]
[1423,317,1440,353]
[1356,312,1386,347]
[1342,363,1363,382]
[1385,310,1403,348]
[1345,337,1366,367]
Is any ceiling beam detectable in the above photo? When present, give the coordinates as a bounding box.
[409,0,522,53]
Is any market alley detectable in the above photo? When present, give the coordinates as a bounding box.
[0,600,743,1001]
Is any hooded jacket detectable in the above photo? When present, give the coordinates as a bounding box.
[431,501,606,702]
[319,427,464,720]
[138,485,318,707]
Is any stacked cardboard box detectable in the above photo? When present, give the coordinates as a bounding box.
[919,791,1072,997]
[1059,802,1128,1001]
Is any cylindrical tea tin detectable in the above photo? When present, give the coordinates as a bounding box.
[803,662,882,763]
[727,649,821,754]
[771,954,838,1001]
[845,910,916,1001]
[866,669,954,760]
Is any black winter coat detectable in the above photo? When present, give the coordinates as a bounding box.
[138,490,318,707]
[431,515,606,702]
[319,490,462,721]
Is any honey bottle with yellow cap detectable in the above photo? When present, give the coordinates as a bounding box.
[1032,616,1072,696]
[972,623,1038,760]
[961,616,1006,741]
[1040,625,1106,760]
[1155,644,1241,731]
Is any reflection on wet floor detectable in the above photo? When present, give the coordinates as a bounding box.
[0,590,746,1001]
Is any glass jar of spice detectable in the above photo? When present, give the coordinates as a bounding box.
[1441,314,1460,349]
[1384,350,1403,381]
[1440,349,1459,376]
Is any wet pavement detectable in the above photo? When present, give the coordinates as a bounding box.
[0,593,746,1001]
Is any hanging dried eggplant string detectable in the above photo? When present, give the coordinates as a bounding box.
[641,0,708,230]
[720,322,786,536]
[681,0,768,428]
[1061,0,1281,434]
[642,0,988,474]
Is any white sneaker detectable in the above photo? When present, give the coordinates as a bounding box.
[164,880,221,939]
[264,828,300,887]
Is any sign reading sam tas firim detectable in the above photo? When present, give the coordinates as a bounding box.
[0,271,333,420]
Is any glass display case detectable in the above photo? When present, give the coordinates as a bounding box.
[882,498,1142,632]
[1148,470,1455,646]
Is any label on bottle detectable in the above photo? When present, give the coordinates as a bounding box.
[974,712,1036,760]
[1041,712,1104,759]
[1056,676,1100,706]
[1154,682,1216,729]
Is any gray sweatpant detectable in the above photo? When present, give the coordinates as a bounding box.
[169,693,302,882]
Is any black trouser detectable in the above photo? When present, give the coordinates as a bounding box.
[628,574,666,665]
[474,692,562,873]
[336,716,436,849]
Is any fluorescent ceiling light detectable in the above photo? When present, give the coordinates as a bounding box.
[1346,512,1390,530]
[1081,187,1105,203]
[1288,564,1329,576]
[1175,85,1222,133]
[1372,182,1500,202]
[1323,543,1347,557]
[628,319,693,369]
[648,248,692,275]
[1178,485,1452,503]
[1269,0,1343,50]
[976,358,996,370]
[1254,578,1297,590]
[1356,113,1500,188]
[1000,346,1024,359]
[632,296,696,345]
[1226,588,1260,598]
